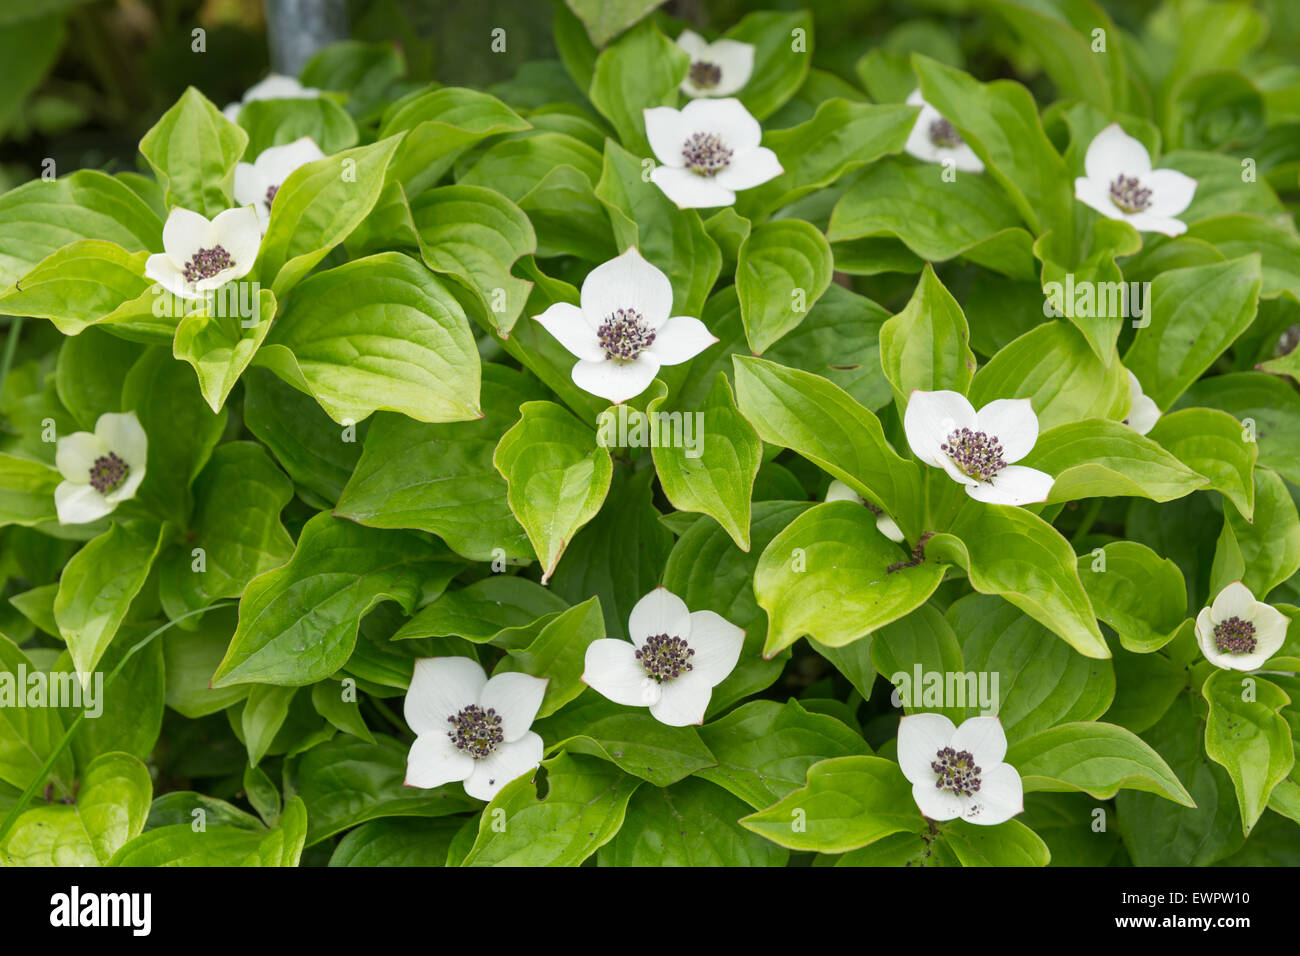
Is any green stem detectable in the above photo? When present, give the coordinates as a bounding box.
[1071,497,1104,543]
[0,316,23,400]
[0,602,233,845]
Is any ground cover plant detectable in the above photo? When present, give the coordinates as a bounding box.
[1,0,1299,868]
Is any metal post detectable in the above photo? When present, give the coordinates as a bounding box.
[263,0,349,76]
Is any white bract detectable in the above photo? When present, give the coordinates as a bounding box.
[898,714,1023,825]
[1124,370,1160,435]
[233,137,325,231]
[534,247,716,403]
[675,29,754,98]
[145,207,262,301]
[582,587,743,726]
[1073,124,1197,236]
[825,479,905,542]
[222,73,321,123]
[54,412,147,525]
[403,657,547,801]
[904,390,1053,506]
[644,98,782,208]
[1195,581,1289,672]
[903,89,984,173]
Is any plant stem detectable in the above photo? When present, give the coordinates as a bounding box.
[0,316,23,400]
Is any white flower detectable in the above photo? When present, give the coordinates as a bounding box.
[222,73,321,123]
[1073,124,1197,237]
[533,247,716,403]
[144,207,262,301]
[904,390,1054,507]
[903,89,984,174]
[233,137,325,231]
[825,479,905,542]
[54,412,147,525]
[582,587,743,726]
[403,657,547,801]
[1123,370,1160,436]
[898,714,1023,826]
[1195,582,1289,672]
[644,98,782,208]
[675,29,754,98]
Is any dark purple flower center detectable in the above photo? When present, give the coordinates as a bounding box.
[447,704,503,759]
[1109,174,1152,213]
[932,747,982,797]
[682,131,732,177]
[636,633,694,682]
[928,117,963,149]
[597,308,656,361]
[942,428,1006,482]
[689,60,722,90]
[88,452,129,494]
[182,245,234,283]
[1213,616,1257,655]
[264,184,279,210]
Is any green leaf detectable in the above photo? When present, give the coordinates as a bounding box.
[410,185,536,336]
[968,321,1127,431]
[492,400,613,583]
[237,97,359,156]
[61,633,165,765]
[498,596,605,717]
[727,11,812,120]
[755,501,943,656]
[732,356,923,537]
[172,288,276,413]
[1007,721,1194,806]
[1080,541,1187,653]
[161,605,249,718]
[392,575,568,644]
[211,513,461,687]
[0,454,59,528]
[462,752,641,866]
[933,503,1110,659]
[54,327,140,430]
[1202,669,1294,835]
[595,139,721,321]
[1021,418,1208,503]
[695,699,869,810]
[380,87,530,197]
[109,796,308,866]
[336,363,544,561]
[1211,467,1300,598]
[737,100,917,217]
[534,697,716,787]
[0,170,162,291]
[138,86,247,217]
[1185,215,1300,300]
[736,219,833,355]
[950,594,1114,742]
[1123,256,1263,410]
[878,263,976,410]
[0,633,75,794]
[598,776,788,866]
[257,252,481,425]
[588,19,685,156]
[0,752,151,866]
[1147,407,1257,518]
[329,817,462,867]
[648,372,760,551]
[53,521,166,677]
[1177,372,1300,486]
[564,0,666,46]
[829,159,1034,279]
[912,55,1070,232]
[870,604,967,723]
[0,240,151,335]
[941,818,1051,867]
[985,0,1125,111]
[738,755,925,853]
[241,684,297,768]
[296,735,476,845]
[257,135,403,296]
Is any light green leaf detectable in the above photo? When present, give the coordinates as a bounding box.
[1147,407,1257,518]
[878,263,976,410]
[736,218,832,355]
[138,86,247,217]
[498,596,605,717]
[172,287,276,412]
[587,19,685,156]
[1080,541,1187,653]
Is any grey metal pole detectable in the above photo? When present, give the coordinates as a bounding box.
[264,0,349,76]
